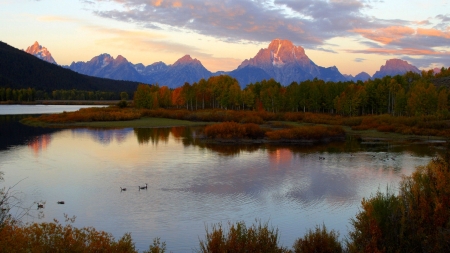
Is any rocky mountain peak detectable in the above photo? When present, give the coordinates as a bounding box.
[173,55,200,66]
[381,59,415,71]
[238,39,310,70]
[115,55,128,63]
[373,59,420,79]
[25,41,57,64]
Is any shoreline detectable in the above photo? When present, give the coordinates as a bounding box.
[0,100,125,105]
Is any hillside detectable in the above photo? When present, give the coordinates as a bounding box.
[0,41,141,93]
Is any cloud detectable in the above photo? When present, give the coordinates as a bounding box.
[88,0,378,48]
[348,47,450,56]
[402,55,450,70]
[354,58,366,62]
[352,26,415,44]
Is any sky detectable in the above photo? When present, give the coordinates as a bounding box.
[1,0,450,76]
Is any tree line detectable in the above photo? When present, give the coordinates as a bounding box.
[0,87,129,102]
[134,66,450,117]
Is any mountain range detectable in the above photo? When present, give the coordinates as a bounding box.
[0,41,140,93]
[26,40,422,88]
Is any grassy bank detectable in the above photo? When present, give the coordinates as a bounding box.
[22,116,209,128]
[21,107,450,143]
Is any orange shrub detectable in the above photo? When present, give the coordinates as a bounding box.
[266,125,345,141]
[0,219,137,252]
[376,124,396,132]
[204,122,266,139]
[27,107,142,123]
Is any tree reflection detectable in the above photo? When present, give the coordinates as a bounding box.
[131,126,444,157]
[134,128,171,145]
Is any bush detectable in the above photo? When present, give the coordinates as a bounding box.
[293,224,343,253]
[204,122,266,139]
[348,155,450,252]
[198,221,289,253]
[117,100,128,108]
[265,126,345,141]
[0,215,137,252]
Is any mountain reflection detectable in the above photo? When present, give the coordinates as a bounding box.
[71,128,133,145]
[0,115,60,151]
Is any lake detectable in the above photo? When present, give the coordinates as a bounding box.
[0,105,442,252]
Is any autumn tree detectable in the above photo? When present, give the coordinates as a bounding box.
[134,84,155,109]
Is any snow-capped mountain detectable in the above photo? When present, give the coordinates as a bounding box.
[229,39,347,86]
[25,41,57,64]
[372,59,421,79]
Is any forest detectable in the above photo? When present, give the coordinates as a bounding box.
[0,88,125,102]
[133,67,450,118]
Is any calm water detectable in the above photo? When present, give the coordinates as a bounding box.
[0,104,106,115]
[0,106,442,252]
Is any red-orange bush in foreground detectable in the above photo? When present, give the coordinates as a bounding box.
[266,125,345,141]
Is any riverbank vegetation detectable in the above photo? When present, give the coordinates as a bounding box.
[203,122,345,143]
[22,107,450,142]
[2,153,450,252]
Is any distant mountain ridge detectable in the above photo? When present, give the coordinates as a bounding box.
[68,53,211,88]
[23,40,424,88]
[25,41,57,64]
[372,59,421,79]
[0,41,140,93]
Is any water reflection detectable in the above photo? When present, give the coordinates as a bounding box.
[28,134,52,156]
[0,115,60,151]
[71,128,133,145]
[134,128,171,145]
[0,118,443,252]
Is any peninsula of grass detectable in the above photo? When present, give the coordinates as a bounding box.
[72,117,209,128]
[20,107,450,143]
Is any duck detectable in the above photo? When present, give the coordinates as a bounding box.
[57,201,65,204]
[139,183,148,190]
[37,203,44,209]
[120,187,126,191]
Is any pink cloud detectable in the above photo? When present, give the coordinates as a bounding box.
[352,26,415,44]
[416,28,450,39]
[348,47,450,56]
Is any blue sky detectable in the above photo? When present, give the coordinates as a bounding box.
[1,0,449,75]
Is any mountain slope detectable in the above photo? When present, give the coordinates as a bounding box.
[152,55,212,88]
[373,59,420,79]
[69,54,211,88]
[70,54,143,82]
[25,41,57,64]
[230,39,347,86]
[0,41,140,93]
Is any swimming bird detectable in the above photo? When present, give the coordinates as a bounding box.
[120,187,126,191]
[57,201,65,204]
[139,183,148,190]
[37,203,44,209]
